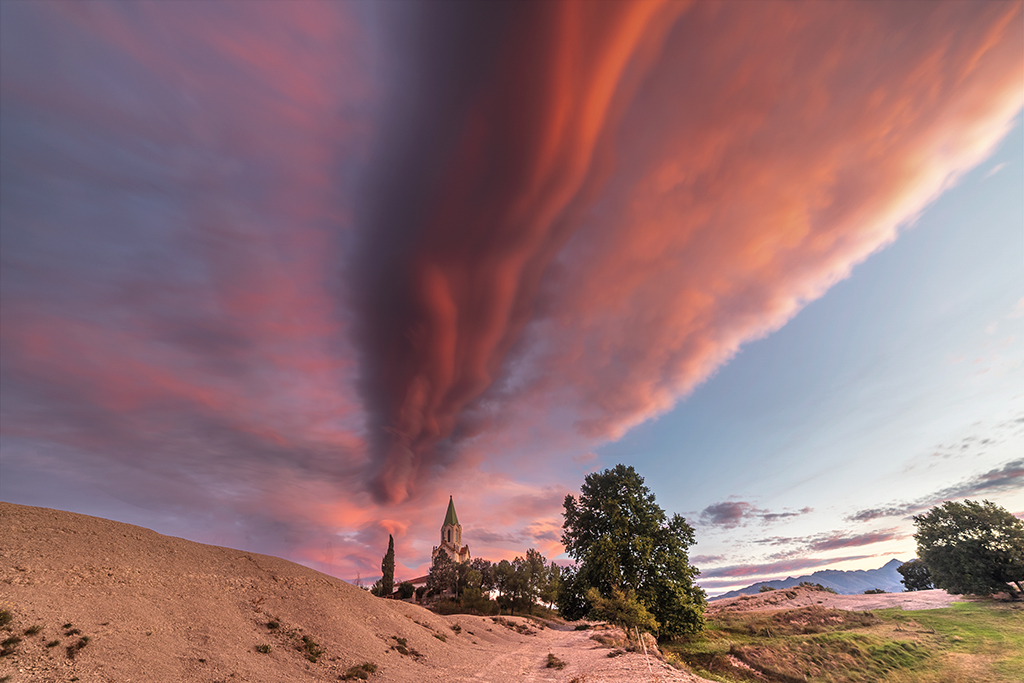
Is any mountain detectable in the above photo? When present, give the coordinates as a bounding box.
[710,558,907,600]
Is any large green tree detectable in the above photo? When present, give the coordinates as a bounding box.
[913,499,1024,598]
[559,464,706,637]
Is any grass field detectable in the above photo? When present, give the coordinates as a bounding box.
[663,599,1024,683]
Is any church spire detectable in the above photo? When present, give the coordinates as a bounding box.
[443,495,459,527]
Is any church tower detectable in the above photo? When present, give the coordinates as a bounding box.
[432,495,470,564]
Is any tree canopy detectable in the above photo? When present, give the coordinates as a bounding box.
[913,499,1024,598]
[896,558,933,592]
[559,464,706,637]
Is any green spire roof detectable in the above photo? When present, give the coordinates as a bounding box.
[443,495,460,527]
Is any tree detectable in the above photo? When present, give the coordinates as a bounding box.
[586,587,658,633]
[913,499,1024,598]
[397,581,415,599]
[470,558,495,592]
[426,552,458,596]
[560,464,706,637]
[897,559,933,591]
[380,534,395,597]
[540,562,562,609]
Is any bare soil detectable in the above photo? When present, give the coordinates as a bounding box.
[0,503,711,682]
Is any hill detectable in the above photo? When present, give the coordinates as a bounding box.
[0,502,708,682]
[711,558,906,599]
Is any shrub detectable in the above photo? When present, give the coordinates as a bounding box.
[255,644,272,654]
[759,585,777,592]
[433,633,447,642]
[397,582,415,599]
[300,635,323,662]
[341,662,378,680]
[864,588,886,594]
[24,625,42,636]
[46,640,60,648]
[547,653,566,670]
[266,620,280,630]
[798,581,837,594]
[0,611,11,628]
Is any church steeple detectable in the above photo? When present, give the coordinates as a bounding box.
[432,495,470,564]
[443,495,460,527]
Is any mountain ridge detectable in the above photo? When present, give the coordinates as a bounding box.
[710,558,907,600]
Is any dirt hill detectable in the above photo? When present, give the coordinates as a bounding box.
[0,502,710,682]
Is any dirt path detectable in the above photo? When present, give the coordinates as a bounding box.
[461,622,714,683]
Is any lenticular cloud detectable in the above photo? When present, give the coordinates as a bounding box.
[355,1,1023,501]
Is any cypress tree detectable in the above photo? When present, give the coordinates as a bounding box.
[380,534,395,597]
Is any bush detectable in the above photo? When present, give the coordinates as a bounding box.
[341,662,378,680]
[759,585,777,592]
[300,635,323,662]
[255,644,272,654]
[798,581,837,594]
[547,653,566,670]
[864,589,886,594]
[397,582,415,599]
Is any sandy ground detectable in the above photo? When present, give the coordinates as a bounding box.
[708,585,961,615]
[0,503,711,683]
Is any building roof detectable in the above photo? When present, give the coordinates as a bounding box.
[443,495,460,527]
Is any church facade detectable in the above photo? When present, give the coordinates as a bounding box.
[432,495,470,564]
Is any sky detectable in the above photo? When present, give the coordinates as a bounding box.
[1,0,1021,596]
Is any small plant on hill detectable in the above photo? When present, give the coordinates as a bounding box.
[864,588,886,594]
[797,581,838,594]
[65,636,89,659]
[255,644,272,654]
[46,639,60,648]
[341,662,378,680]
[546,653,566,670]
[450,623,461,634]
[300,635,322,662]
[758,585,776,592]
[24,625,42,635]
[266,619,280,630]
[389,635,422,658]
[0,611,11,629]
[1,635,21,657]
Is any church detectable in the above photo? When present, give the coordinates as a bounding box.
[431,495,470,564]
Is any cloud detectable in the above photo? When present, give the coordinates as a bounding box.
[806,529,904,552]
[984,162,1008,178]
[701,555,872,579]
[1,1,1022,582]
[700,501,812,528]
[848,458,1024,522]
[351,1,1023,503]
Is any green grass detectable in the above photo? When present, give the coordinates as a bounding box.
[663,599,1024,683]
